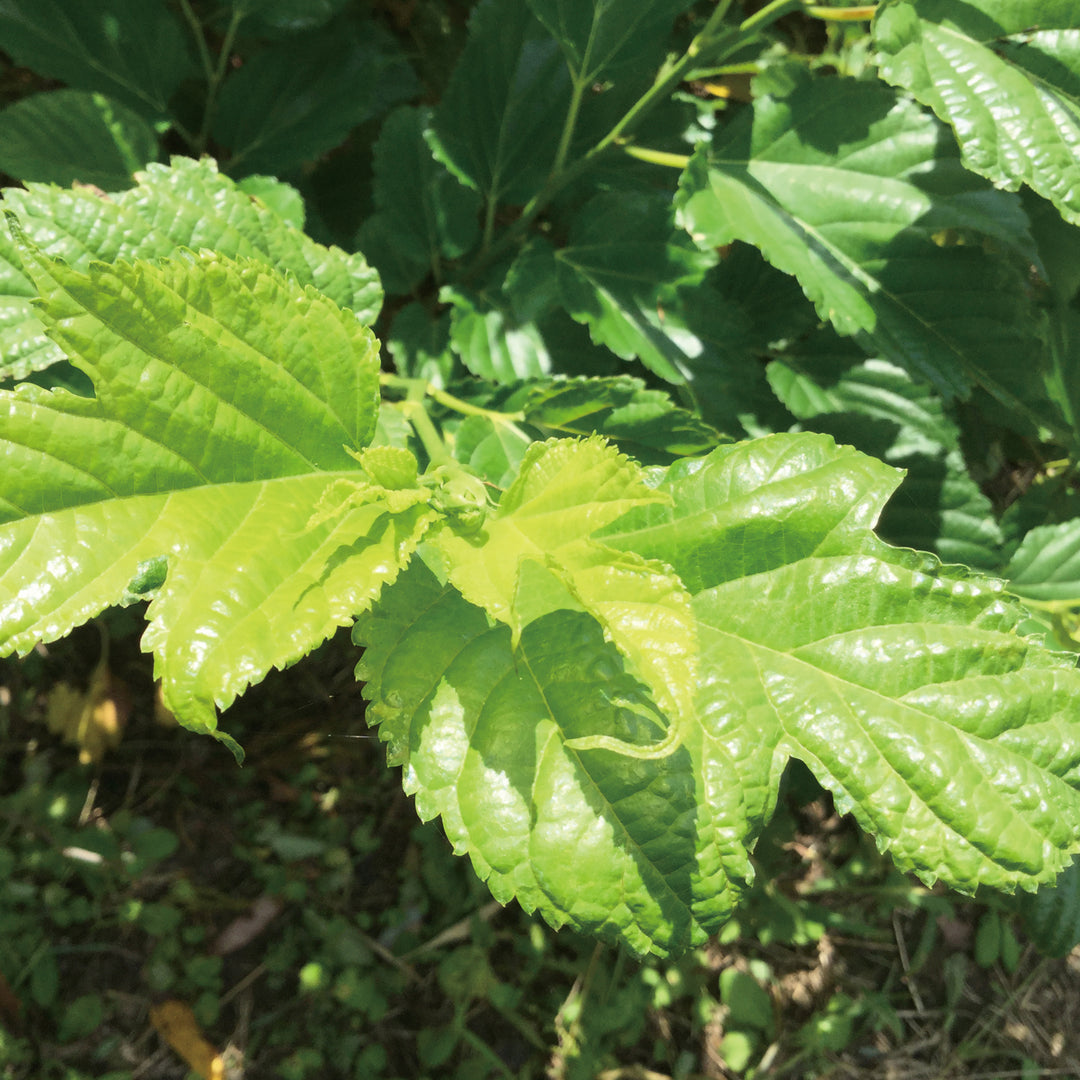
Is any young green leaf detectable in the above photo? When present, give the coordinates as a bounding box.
[433,437,698,760]
[0,243,424,758]
[0,157,382,379]
[875,0,1080,225]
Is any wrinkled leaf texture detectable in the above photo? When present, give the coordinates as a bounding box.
[359,431,1080,954]
[875,0,1080,226]
[0,156,381,380]
[0,241,418,759]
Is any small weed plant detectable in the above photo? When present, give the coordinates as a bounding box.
[3,0,1080,980]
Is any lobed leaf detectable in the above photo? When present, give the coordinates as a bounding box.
[599,433,1080,893]
[769,349,1002,568]
[875,0,1080,225]
[0,244,422,757]
[353,561,751,957]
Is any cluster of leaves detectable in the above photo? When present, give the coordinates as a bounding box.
[4,0,1080,965]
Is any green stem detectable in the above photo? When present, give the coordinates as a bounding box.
[381,373,534,464]
[399,381,455,467]
[738,0,804,36]
[551,76,590,180]
[381,373,526,424]
[193,8,243,156]
[178,0,215,83]
[622,145,691,169]
[465,0,798,279]
[805,4,876,19]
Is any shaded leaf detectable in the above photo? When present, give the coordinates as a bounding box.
[386,302,455,387]
[359,106,481,294]
[232,0,351,36]
[546,193,714,383]
[0,0,195,119]
[443,286,552,382]
[518,375,722,463]
[0,90,157,189]
[212,17,417,176]
[768,348,1003,568]
[429,0,570,206]
[1018,855,1080,957]
[354,561,751,956]
[675,68,1055,431]
[527,0,687,81]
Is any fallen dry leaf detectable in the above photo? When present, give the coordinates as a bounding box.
[150,999,225,1080]
[44,653,130,764]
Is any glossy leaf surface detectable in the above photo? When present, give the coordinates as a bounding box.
[0,157,381,379]
[875,0,1080,225]
[0,245,413,757]
[357,432,1080,952]
[354,560,751,957]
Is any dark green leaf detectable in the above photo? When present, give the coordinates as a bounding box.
[547,193,714,383]
[0,0,195,119]
[212,18,417,176]
[443,286,551,382]
[231,0,351,36]
[0,90,157,189]
[526,0,687,81]
[430,0,571,206]
[386,302,456,386]
[519,375,722,463]
[359,106,481,294]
